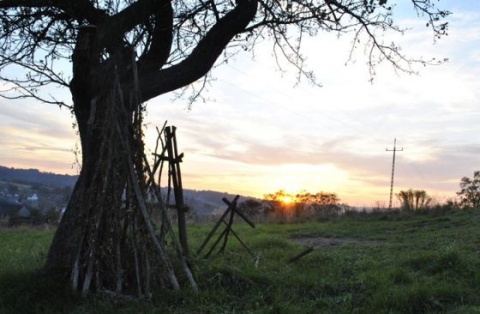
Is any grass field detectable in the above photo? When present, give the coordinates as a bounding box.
[1,209,480,313]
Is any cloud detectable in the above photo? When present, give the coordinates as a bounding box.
[0,97,77,173]
[1,2,479,206]
[141,8,480,206]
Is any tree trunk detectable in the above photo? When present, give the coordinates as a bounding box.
[45,27,193,296]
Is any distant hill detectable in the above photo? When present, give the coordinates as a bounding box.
[0,166,257,216]
[0,166,78,188]
[183,189,245,216]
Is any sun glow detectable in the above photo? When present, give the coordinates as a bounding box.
[280,195,295,204]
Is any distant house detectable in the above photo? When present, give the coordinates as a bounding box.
[0,195,40,221]
[0,196,23,217]
[27,193,39,202]
[17,205,31,218]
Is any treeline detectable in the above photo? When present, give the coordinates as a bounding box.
[237,170,480,222]
[0,166,77,188]
[237,189,346,222]
[397,171,480,212]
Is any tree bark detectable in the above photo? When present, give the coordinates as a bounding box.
[46,27,184,295]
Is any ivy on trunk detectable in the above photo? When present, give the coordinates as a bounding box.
[47,27,195,296]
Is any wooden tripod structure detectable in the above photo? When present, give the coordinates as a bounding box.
[196,195,255,258]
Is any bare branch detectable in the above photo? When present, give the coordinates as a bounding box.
[0,0,451,107]
[140,0,258,101]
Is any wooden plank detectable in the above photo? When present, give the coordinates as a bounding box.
[287,247,314,264]
[165,126,189,258]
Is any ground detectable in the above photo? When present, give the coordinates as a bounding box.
[294,236,382,248]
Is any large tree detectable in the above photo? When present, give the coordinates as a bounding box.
[0,0,449,296]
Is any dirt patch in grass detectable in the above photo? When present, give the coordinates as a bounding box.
[294,237,383,248]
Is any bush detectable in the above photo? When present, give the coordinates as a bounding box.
[457,171,480,209]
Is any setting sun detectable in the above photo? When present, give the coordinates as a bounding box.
[280,195,295,204]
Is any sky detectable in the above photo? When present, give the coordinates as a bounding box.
[0,0,479,208]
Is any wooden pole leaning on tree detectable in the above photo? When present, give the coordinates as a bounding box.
[145,123,197,292]
[150,125,190,258]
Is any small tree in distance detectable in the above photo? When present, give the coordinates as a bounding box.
[263,189,293,219]
[457,171,480,209]
[296,190,342,217]
[237,198,264,218]
[396,189,432,212]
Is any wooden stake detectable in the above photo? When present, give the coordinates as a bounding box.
[287,247,314,264]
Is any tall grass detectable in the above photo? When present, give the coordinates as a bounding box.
[1,210,480,313]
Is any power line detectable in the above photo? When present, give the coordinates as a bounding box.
[386,138,403,209]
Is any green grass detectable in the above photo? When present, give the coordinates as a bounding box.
[2,210,480,313]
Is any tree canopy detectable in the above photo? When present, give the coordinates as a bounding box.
[0,0,450,106]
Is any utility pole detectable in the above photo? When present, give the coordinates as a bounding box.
[386,138,403,209]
